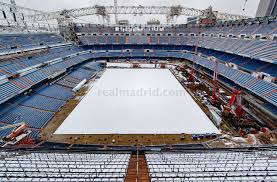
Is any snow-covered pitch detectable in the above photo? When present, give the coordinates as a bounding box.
[55,69,219,134]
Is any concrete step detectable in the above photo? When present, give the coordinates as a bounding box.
[125,154,150,182]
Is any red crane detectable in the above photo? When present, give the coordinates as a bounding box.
[2,123,28,142]
[211,57,219,105]
[0,122,28,142]
[229,89,244,118]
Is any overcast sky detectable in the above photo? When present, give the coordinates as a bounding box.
[2,0,261,24]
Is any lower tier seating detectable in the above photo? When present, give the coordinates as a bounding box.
[57,68,97,89]
[0,62,101,138]
[36,84,74,101]
[182,53,277,107]
[197,48,277,77]
[0,50,95,105]
[146,150,277,181]
[0,106,54,129]
[20,94,66,112]
[0,151,130,182]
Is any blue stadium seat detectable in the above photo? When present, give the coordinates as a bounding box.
[20,94,66,112]
[36,84,74,101]
[0,106,54,129]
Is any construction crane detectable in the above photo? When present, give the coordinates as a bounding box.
[199,6,217,25]
[0,122,26,133]
[114,0,118,24]
[229,89,245,118]
[210,56,220,107]
[0,122,29,142]
[243,0,248,11]
[0,1,44,20]
[0,1,42,13]
[224,89,256,136]
[0,1,46,29]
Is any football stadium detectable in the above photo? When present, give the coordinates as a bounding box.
[0,0,277,181]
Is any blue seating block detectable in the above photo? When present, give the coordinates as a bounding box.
[0,106,54,129]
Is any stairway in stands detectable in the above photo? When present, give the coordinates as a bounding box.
[125,153,150,182]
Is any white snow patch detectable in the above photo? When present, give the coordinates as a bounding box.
[55,69,219,134]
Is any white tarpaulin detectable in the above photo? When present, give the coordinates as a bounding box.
[55,69,219,134]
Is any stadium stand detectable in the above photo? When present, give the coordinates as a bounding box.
[0,105,54,129]
[0,124,13,138]
[0,49,96,105]
[0,54,102,138]
[0,42,100,137]
[195,48,277,77]
[0,151,131,182]
[81,49,276,108]
[78,34,277,62]
[20,94,66,112]
[0,33,64,54]
[0,1,277,181]
[36,84,74,101]
[146,150,277,181]
[76,18,277,64]
[0,149,276,182]
[0,15,275,146]
[181,53,277,106]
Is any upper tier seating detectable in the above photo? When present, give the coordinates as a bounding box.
[78,35,277,63]
[74,19,277,36]
[76,18,277,65]
[201,19,277,35]
[0,33,64,54]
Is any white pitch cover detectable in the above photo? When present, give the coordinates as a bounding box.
[55,69,219,134]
